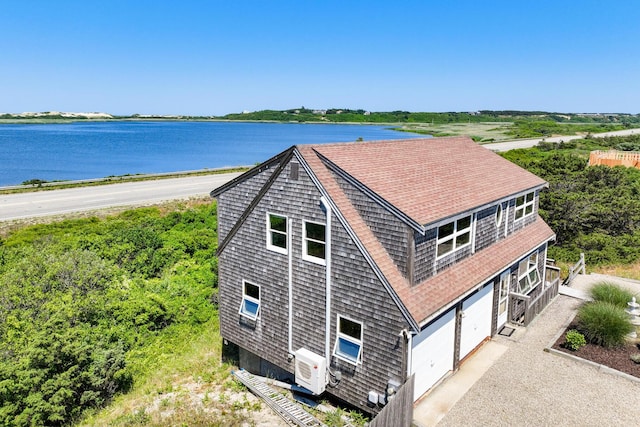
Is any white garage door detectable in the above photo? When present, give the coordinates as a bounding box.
[411,308,456,401]
[459,283,494,360]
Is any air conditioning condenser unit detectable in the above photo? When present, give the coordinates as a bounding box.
[294,348,327,395]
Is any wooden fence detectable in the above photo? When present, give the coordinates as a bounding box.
[589,150,640,169]
[369,375,414,427]
[509,265,561,326]
[564,252,586,286]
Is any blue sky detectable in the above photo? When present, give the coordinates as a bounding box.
[1,0,638,115]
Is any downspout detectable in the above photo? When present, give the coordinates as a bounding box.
[321,197,332,364]
[405,330,413,380]
[288,217,294,355]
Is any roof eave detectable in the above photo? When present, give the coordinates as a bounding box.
[210,146,295,198]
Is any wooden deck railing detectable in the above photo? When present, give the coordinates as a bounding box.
[563,252,585,286]
[509,265,561,326]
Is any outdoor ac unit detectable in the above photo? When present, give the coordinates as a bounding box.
[294,348,327,395]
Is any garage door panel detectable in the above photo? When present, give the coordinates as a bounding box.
[411,308,456,401]
[460,284,493,359]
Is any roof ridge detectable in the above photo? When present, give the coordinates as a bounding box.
[298,135,468,150]
[307,136,547,225]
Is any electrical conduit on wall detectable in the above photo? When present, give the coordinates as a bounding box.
[288,217,293,355]
[321,197,332,365]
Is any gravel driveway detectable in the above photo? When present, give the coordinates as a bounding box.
[439,293,640,426]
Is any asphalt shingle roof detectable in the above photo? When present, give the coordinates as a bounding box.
[298,137,555,326]
[308,136,547,226]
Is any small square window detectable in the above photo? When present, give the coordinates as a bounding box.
[303,221,326,264]
[438,222,455,239]
[267,213,288,254]
[239,281,260,321]
[515,192,535,221]
[333,316,363,365]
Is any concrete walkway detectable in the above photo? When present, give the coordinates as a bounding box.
[414,273,640,426]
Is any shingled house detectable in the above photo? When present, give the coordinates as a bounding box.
[210,136,557,414]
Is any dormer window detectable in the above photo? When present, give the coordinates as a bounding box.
[515,192,535,221]
[495,204,504,227]
[436,215,472,258]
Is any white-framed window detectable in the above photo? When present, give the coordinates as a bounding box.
[517,252,540,294]
[239,281,261,321]
[303,221,326,265]
[266,213,288,254]
[333,315,363,365]
[495,203,504,228]
[515,192,535,221]
[436,215,472,258]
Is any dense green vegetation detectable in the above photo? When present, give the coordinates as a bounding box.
[221,108,640,126]
[220,108,637,139]
[502,134,640,266]
[0,203,219,426]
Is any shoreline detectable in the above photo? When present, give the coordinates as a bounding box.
[0,166,251,194]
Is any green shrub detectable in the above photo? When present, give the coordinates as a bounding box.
[577,301,633,348]
[589,281,635,308]
[565,329,587,351]
[0,202,219,425]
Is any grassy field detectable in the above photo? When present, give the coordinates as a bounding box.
[396,122,514,142]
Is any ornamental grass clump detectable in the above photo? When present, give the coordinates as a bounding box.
[589,281,635,309]
[577,301,633,348]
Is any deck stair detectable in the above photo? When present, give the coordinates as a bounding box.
[232,369,327,427]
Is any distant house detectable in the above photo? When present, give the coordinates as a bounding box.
[210,136,557,415]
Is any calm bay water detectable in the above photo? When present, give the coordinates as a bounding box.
[0,121,418,187]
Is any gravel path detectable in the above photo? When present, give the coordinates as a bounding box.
[439,294,640,426]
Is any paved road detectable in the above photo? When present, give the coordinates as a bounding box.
[0,173,242,222]
[486,127,640,152]
[1,128,639,223]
